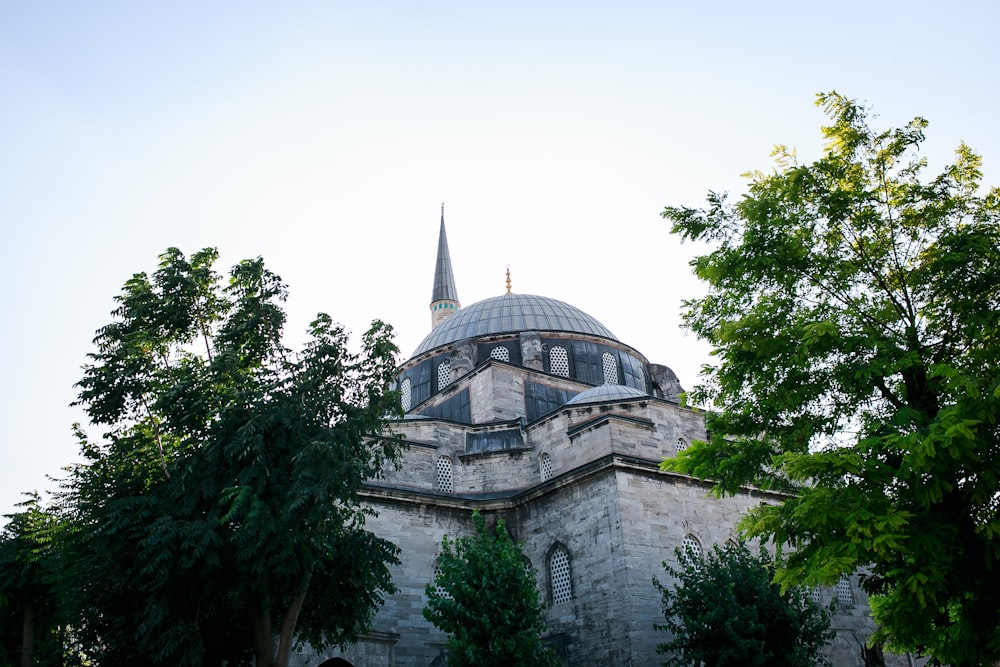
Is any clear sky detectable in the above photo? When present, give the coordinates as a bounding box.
[2,1,998,521]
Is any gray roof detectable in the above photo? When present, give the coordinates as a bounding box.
[413,293,618,356]
[566,384,649,404]
[431,214,459,304]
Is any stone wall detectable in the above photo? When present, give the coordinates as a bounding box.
[614,466,757,664]
[512,469,632,666]
[301,365,923,667]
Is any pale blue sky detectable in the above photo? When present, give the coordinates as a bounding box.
[2,1,998,520]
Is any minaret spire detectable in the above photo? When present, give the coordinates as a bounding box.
[430,203,460,327]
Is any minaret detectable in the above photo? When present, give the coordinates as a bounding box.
[430,204,460,327]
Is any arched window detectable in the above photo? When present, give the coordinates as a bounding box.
[601,351,619,385]
[549,545,573,604]
[400,377,412,412]
[436,456,454,493]
[676,438,688,453]
[681,534,702,564]
[490,345,510,362]
[549,345,570,377]
[836,574,854,605]
[540,453,553,482]
[437,359,452,390]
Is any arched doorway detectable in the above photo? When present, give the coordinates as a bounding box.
[317,658,354,667]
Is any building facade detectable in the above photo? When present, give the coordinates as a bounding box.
[293,212,916,666]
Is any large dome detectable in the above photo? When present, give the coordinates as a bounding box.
[413,293,618,356]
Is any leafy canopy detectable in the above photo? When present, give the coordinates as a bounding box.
[60,247,404,667]
[423,511,557,667]
[0,494,66,667]
[661,93,1000,666]
[654,542,834,667]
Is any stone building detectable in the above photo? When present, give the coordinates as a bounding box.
[295,211,917,667]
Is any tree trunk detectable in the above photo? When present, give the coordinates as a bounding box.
[21,602,34,667]
[275,573,312,667]
[252,602,274,667]
[249,575,311,667]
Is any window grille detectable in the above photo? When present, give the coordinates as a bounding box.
[681,535,702,564]
[490,346,510,362]
[676,438,688,453]
[602,352,619,385]
[400,377,412,412]
[809,587,822,604]
[550,346,570,377]
[436,457,453,493]
[550,546,573,604]
[540,453,553,482]
[431,565,451,599]
[836,575,854,605]
[437,359,452,390]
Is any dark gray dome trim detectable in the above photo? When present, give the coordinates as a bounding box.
[413,294,618,356]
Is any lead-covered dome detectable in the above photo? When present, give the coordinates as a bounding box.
[566,384,649,405]
[413,293,618,356]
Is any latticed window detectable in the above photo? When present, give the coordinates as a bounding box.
[490,345,510,362]
[836,575,854,605]
[550,346,569,377]
[601,351,619,385]
[810,587,822,604]
[437,359,452,390]
[431,564,452,599]
[540,453,553,482]
[676,438,688,453]
[436,457,453,493]
[550,546,573,604]
[400,377,412,412]
[681,535,702,564]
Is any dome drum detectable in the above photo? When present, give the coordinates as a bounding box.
[398,331,650,419]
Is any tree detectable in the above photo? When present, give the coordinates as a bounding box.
[423,511,557,667]
[661,93,1000,665]
[654,542,834,667]
[0,494,64,667]
[59,247,404,667]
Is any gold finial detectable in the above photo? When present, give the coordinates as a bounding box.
[441,202,445,215]
[505,265,512,294]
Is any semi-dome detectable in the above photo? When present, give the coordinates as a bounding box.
[566,384,649,405]
[413,293,618,356]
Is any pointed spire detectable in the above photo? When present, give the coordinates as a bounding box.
[430,203,460,327]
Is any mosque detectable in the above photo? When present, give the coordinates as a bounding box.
[296,210,913,666]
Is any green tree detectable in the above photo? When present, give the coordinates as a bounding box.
[60,247,404,667]
[0,494,64,667]
[661,93,1000,665]
[423,511,557,667]
[654,542,834,667]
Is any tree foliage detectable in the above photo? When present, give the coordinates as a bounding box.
[654,542,834,667]
[0,494,65,667]
[661,93,1000,665]
[423,511,557,667]
[58,247,404,667]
